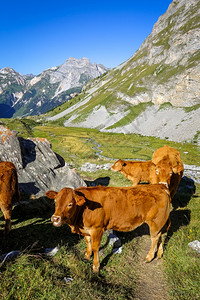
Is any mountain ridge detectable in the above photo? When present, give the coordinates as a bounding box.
[46,0,200,144]
[0,58,108,118]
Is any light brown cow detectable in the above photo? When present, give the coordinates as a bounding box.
[0,161,20,234]
[111,159,157,186]
[154,155,183,198]
[152,145,184,171]
[46,184,171,273]
[152,146,184,198]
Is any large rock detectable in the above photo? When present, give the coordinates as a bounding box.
[0,125,86,196]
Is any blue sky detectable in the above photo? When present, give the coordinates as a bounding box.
[0,0,172,75]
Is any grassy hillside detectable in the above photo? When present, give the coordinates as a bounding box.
[0,123,200,299]
[1,185,199,300]
[32,125,200,167]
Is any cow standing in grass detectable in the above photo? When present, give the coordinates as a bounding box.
[111,159,157,186]
[46,184,171,273]
[152,145,184,198]
[0,161,20,234]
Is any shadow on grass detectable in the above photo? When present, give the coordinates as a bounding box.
[172,176,196,209]
[85,176,110,187]
[164,208,191,248]
[99,224,150,271]
[0,196,81,256]
[100,206,191,269]
[90,274,135,299]
[0,176,194,271]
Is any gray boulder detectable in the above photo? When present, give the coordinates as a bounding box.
[0,125,86,196]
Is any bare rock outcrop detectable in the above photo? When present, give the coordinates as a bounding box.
[0,125,86,196]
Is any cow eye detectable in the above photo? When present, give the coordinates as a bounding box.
[156,169,159,175]
[68,203,73,207]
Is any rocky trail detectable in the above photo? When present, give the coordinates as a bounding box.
[133,234,169,300]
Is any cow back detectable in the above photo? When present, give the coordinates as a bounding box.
[76,185,170,232]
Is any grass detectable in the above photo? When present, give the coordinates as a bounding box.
[33,125,200,167]
[0,124,200,299]
[0,118,40,139]
[163,184,200,300]
[183,103,200,113]
[0,196,139,299]
[106,102,153,130]
[44,92,87,118]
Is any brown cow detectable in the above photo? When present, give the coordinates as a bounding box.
[46,184,171,273]
[152,145,184,171]
[111,159,157,186]
[0,161,20,234]
[152,146,184,198]
[154,155,183,198]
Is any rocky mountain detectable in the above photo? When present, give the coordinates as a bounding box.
[0,125,86,196]
[47,0,200,144]
[0,58,108,118]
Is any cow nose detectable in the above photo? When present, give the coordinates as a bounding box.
[51,215,61,223]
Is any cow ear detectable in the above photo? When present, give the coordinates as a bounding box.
[74,191,86,206]
[172,165,183,174]
[46,191,58,199]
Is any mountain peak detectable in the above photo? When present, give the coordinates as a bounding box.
[47,0,200,145]
[0,57,108,117]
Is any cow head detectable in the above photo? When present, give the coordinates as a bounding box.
[46,188,86,227]
[155,156,183,187]
[111,159,126,172]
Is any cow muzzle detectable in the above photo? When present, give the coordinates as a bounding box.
[51,215,62,227]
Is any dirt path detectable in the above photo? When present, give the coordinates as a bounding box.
[133,234,169,300]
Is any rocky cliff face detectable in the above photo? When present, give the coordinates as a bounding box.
[117,0,200,107]
[0,58,108,118]
[0,126,86,196]
[47,0,200,144]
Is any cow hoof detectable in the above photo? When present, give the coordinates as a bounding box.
[155,256,162,261]
[156,250,163,260]
[156,253,163,260]
[93,265,100,273]
[144,256,153,263]
[84,253,91,261]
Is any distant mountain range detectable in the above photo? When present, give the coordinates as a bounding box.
[47,0,200,144]
[0,58,108,117]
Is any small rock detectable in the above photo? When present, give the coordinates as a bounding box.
[109,233,122,248]
[63,277,73,284]
[188,240,200,254]
[0,250,20,262]
[113,247,123,254]
[44,246,59,256]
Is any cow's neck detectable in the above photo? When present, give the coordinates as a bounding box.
[68,205,84,232]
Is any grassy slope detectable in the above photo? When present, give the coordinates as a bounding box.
[0,124,200,299]
[163,186,200,300]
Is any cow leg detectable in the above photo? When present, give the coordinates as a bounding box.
[0,203,12,235]
[91,229,103,273]
[156,217,171,260]
[145,231,162,262]
[131,178,138,186]
[156,238,163,259]
[84,235,92,260]
[145,221,163,262]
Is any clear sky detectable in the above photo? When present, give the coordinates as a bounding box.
[0,0,172,75]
